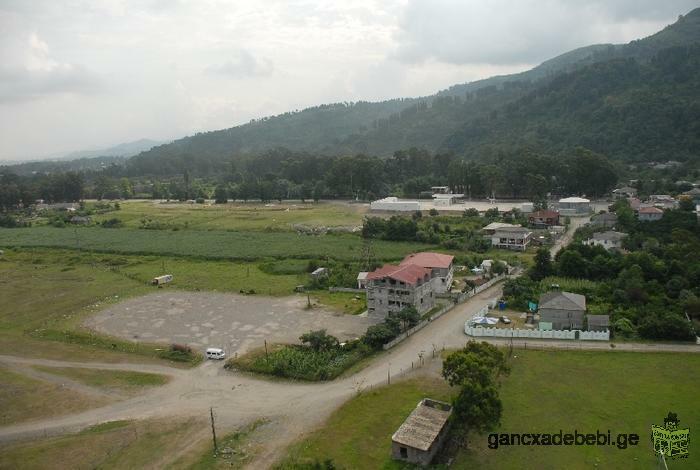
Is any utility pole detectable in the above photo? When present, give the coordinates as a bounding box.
[210,407,218,455]
[264,339,269,362]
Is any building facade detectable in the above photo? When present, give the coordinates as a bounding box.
[365,264,435,320]
[391,398,452,466]
[584,231,626,251]
[538,291,586,330]
[558,197,591,216]
[528,209,560,228]
[490,226,532,251]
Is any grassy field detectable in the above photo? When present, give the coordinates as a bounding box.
[0,418,203,469]
[310,291,367,315]
[279,351,700,469]
[32,366,170,395]
[279,376,453,469]
[182,419,269,469]
[456,350,700,469]
[0,365,109,426]
[0,227,435,261]
[89,200,368,231]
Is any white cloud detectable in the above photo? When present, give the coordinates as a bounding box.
[207,50,274,79]
[393,0,697,66]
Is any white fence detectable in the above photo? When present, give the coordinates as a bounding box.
[328,287,365,293]
[465,326,610,341]
[382,275,508,350]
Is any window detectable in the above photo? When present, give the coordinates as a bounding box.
[400,447,408,458]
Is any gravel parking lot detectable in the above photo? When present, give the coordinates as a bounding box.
[85,292,377,354]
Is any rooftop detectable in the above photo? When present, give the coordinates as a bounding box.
[529,210,559,218]
[401,252,454,269]
[559,197,590,203]
[366,263,432,286]
[392,399,452,451]
[591,212,617,221]
[591,231,627,241]
[483,222,520,231]
[539,291,586,311]
[638,206,663,214]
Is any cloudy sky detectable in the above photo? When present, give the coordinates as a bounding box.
[0,0,696,161]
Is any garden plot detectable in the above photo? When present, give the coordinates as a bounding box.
[85,292,377,354]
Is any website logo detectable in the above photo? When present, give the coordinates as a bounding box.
[651,412,689,460]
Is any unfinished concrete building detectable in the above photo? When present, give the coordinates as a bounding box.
[365,263,435,320]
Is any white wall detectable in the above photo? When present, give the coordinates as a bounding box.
[464,326,610,341]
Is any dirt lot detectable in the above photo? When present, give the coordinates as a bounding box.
[85,292,377,354]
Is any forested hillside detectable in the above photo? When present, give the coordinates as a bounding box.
[121,9,700,176]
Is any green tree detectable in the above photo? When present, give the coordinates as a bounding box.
[531,248,553,280]
[299,329,339,352]
[214,185,228,204]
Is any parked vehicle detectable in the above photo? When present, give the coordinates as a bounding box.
[205,348,226,360]
[499,316,511,324]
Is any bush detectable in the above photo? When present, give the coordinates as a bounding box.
[429,208,439,216]
[101,217,124,228]
[637,313,695,342]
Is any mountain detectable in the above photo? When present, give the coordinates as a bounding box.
[125,8,700,176]
[59,139,165,160]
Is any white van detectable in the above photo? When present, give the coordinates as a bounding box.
[205,348,226,360]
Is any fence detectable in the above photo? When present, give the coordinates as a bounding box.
[464,325,610,341]
[328,287,365,293]
[382,274,507,350]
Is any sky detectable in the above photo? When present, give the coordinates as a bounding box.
[0,0,696,161]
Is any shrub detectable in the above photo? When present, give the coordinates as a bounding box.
[101,217,124,228]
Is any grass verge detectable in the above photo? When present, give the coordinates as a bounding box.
[32,366,170,395]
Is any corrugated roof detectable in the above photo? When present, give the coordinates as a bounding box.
[392,399,452,451]
[539,291,586,311]
[529,210,559,219]
[366,263,431,285]
[400,252,454,269]
[483,222,520,231]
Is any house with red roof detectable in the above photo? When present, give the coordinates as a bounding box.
[400,252,455,294]
[527,209,560,228]
[365,263,436,319]
[637,206,664,221]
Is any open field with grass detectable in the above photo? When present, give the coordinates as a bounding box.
[0,418,203,469]
[90,200,368,231]
[278,376,453,469]
[0,227,435,261]
[180,419,270,469]
[0,365,109,426]
[456,350,700,469]
[310,290,367,315]
[279,350,700,469]
[32,367,169,395]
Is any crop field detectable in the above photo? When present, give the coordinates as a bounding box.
[89,200,368,231]
[0,227,434,261]
[280,350,700,469]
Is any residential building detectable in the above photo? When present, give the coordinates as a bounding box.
[584,231,627,251]
[638,206,664,221]
[490,226,532,251]
[311,267,328,278]
[612,186,637,199]
[682,188,700,205]
[538,291,586,330]
[400,252,454,294]
[586,315,610,332]
[590,212,618,229]
[628,197,642,211]
[482,222,519,234]
[558,197,591,216]
[528,209,560,228]
[365,263,435,319]
[649,195,678,210]
[391,398,452,466]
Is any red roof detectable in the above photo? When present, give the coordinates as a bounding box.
[366,263,432,286]
[400,252,454,269]
[639,206,663,214]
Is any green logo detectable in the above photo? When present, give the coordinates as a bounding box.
[651,412,689,460]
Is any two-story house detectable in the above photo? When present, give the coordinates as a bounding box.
[528,210,560,228]
[490,226,532,251]
[538,291,586,330]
